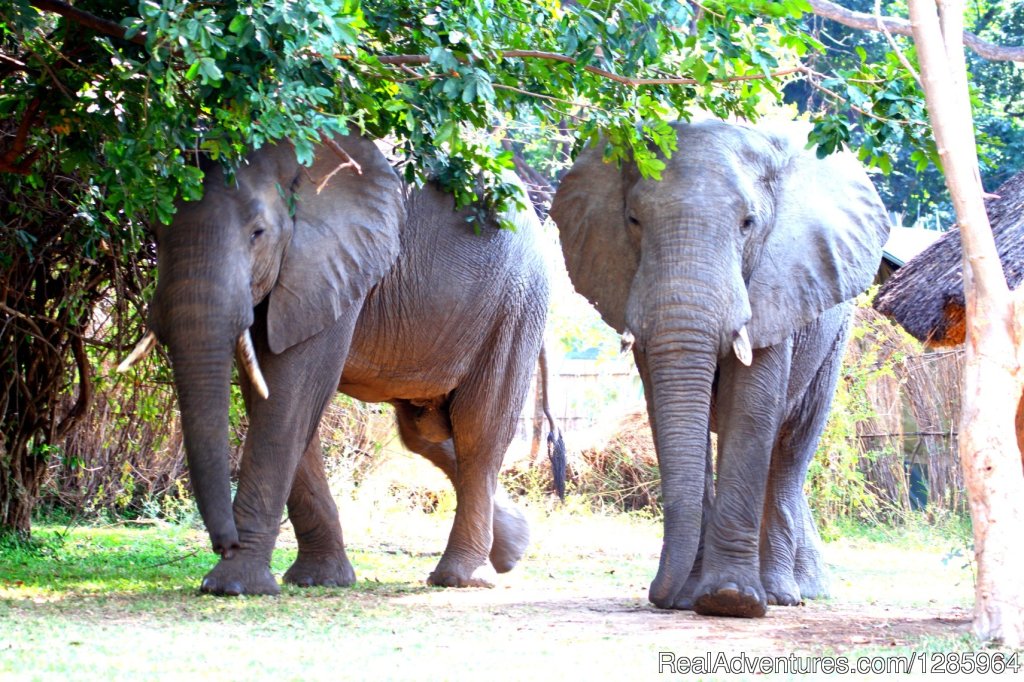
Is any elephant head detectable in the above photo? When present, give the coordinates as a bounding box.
[550,119,889,604]
[133,135,403,556]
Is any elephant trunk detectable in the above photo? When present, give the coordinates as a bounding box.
[152,219,254,557]
[634,234,739,607]
[167,328,240,557]
[644,314,719,607]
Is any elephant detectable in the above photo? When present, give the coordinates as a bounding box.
[123,133,551,595]
[549,119,889,617]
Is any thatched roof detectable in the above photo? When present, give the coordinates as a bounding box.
[873,170,1024,347]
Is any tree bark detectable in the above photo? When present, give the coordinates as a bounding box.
[809,0,1024,62]
[909,0,1024,647]
[529,372,544,464]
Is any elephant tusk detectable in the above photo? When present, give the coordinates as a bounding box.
[732,326,753,367]
[117,331,157,373]
[620,329,635,354]
[237,330,270,400]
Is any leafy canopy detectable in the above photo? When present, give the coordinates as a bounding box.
[791,0,1023,225]
[0,0,893,230]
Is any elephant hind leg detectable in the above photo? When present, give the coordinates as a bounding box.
[759,313,848,605]
[761,477,830,603]
[282,433,356,588]
[394,401,529,576]
[792,498,829,599]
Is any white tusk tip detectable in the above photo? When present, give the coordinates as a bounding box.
[732,326,753,367]
[620,330,635,354]
[254,380,270,400]
[237,331,270,400]
[117,331,157,372]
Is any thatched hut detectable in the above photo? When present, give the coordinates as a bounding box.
[874,170,1024,458]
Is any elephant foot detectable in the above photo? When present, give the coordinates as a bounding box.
[427,558,496,588]
[762,572,802,606]
[283,551,356,588]
[490,503,530,574]
[200,554,279,596]
[693,573,767,618]
[648,559,696,610]
[794,564,830,600]
[794,546,831,600]
[672,566,705,610]
[650,561,703,610]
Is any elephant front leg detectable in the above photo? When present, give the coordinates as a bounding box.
[694,346,790,618]
[760,408,832,606]
[758,474,802,607]
[792,497,830,600]
[282,434,356,588]
[199,431,284,596]
[201,317,353,596]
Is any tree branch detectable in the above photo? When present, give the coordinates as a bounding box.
[810,0,1024,62]
[28,0,1024,66]
[54,333,91,440]
[379,52,805,87]
[800,67,925,127]
[314,134,362,194]
[874,0,920,84]
[29,0,145,46]
[0,98,41,175]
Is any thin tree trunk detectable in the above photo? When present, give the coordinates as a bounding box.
[529,372,544,464]
[909,0,1024,646]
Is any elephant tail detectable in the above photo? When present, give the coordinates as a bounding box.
[539,343,567,500]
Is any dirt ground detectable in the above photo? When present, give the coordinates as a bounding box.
[318,486,979,669]
[404,587,972,654]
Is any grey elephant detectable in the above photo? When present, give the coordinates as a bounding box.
[122,134,549,595]
[550,119,889,617]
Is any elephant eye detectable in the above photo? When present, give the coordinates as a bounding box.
[627,214,640,227]
[740,216,755,233]
[250,229,265,243]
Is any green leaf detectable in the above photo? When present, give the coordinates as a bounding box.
[197,58,223,84]
[635,153,666,180]
[228,14,249,35]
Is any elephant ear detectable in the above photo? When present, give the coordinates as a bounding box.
[745,128,890,348]
[267,135,404,354]
[550,143,638,333]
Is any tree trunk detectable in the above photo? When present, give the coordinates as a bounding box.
[1015,395,1024,471]
[529,372,544,464]
[910,0,1024,647]
[0,433,47,537]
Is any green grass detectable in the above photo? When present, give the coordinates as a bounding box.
[825,509,974,547]
[0,504,985,681]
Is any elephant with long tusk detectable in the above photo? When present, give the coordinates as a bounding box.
[124,133,556,595]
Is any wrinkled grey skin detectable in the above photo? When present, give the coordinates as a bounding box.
[148,135,547,595]
[550,120,889,617]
